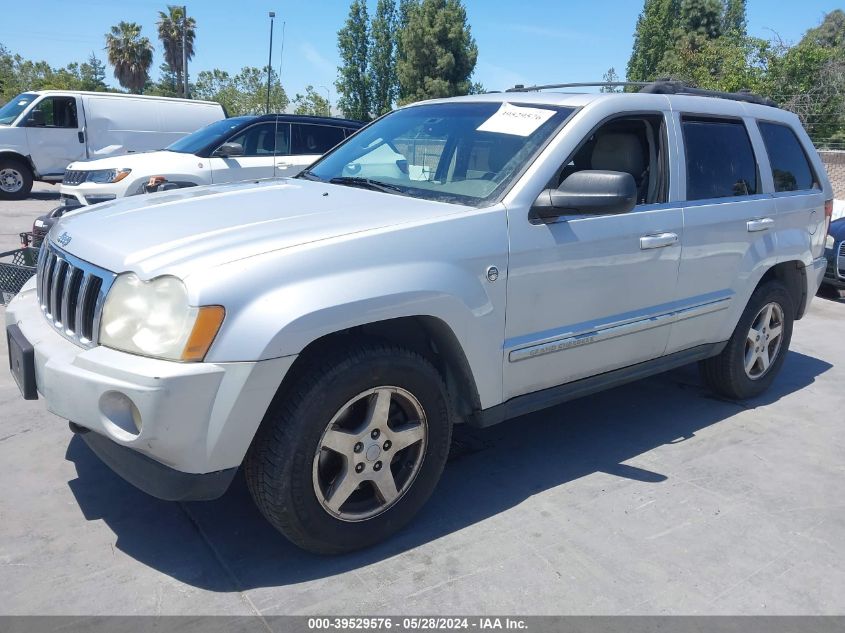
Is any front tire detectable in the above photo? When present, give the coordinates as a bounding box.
[245,342,453,554]
[700,280,794,400]
[0,158,33,200]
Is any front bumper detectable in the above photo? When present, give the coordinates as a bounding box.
[58,182,122,206]
[5,279,295,498]
[822,247,845,289]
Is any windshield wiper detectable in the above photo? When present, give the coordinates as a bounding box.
[297,169,324,182]
[328,176,405,194]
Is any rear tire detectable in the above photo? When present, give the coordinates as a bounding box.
[700,280,794,400]
[245,342,453,554]
[0,158,33,200]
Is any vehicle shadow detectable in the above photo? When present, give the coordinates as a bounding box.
[816,285,844,303]
[65,350,831,592]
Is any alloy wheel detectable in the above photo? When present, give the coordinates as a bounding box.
[312,386,428,522]
[744,301,785,380]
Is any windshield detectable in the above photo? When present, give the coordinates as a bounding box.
[165,116,254,154]
[0,93,38,126]
[303,101,573,206]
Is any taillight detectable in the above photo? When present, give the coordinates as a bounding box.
[825,199,833,234]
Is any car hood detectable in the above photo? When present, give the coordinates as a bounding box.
[66,150,196,172]
[52,178,469,278]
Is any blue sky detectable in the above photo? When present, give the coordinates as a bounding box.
[1,0,840,105]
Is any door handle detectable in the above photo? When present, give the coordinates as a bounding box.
[747,218,774,232]
[77,131,85,144]
[640,232,678,250]
[276,162,291,168]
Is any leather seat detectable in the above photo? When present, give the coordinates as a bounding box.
[590,132,647,203]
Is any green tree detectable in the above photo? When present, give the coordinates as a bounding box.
[79,53,108,91]
[293,85,331,116]
[396,0,478,104]
[601,67,623,92]
[157,5,196,98]
[626,0,681,81]
[336,0,371,120]
[105,21,154,93]
[370,0,398,116]
[194,66,287,115]
[722,0,747,36]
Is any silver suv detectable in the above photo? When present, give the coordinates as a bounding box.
[5,82,832,553]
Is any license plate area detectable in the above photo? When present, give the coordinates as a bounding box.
[7,324,37,400]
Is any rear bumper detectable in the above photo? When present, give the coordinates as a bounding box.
[71,422,237,501]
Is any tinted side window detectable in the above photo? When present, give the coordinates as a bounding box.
[292,124,346,154]
[682,118,757,201]
[758,121,817,192]
[226,122,278,156]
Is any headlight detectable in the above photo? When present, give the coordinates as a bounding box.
[99,273,224,361]
[86,168,131,184]
[826,234,835,250]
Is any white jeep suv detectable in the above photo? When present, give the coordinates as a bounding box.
[6,82,832,553]
[59,114,362,206]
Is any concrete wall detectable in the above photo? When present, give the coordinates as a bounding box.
[820,151,845,200]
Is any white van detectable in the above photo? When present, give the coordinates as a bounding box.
[0,91,226,200]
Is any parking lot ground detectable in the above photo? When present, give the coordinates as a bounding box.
[1,192,844,616]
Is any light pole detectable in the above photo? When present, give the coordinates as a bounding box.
[266,11,275,114]
[317,85,331,115]
[182,5,188,98]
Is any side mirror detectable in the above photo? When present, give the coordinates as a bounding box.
[214,142,244,158]
[26,110,46,127]
[529,170,637,224]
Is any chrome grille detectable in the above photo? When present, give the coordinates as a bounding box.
[62,170,89,186]
[36,241,116,347]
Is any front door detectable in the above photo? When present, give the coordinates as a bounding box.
[24,95,86,177]
[209,121,277,184]
[503,112,683,400]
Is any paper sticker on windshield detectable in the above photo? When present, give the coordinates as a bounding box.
[476,103,556,136]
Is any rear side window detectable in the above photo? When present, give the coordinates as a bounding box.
[758,121,817,192]
[682,118,757,201]
[292,124,346,154]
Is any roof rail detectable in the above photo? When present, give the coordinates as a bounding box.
[506,81,649,92]
[505,79,779,108]
[639,79,778,107]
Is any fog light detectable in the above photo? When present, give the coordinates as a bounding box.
[84,194,117,205]
[99,391,142,439]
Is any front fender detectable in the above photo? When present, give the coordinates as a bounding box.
[193,209,509,408]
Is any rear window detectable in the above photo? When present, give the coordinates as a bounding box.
[758,121,817,192]
[292,124,346,154]
[682,118,758,201]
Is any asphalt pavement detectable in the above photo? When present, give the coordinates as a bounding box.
[1,186,844,615]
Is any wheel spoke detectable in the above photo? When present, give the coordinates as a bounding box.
[746,328,759,346]
[370,467,399,505]
[363,389,392,431]
[325,468,361,513]
[768,324,782,341]
[763,304,774,329]
[745,347,758,374]
[759,346,771,371]
[389,422,424,452]
[321,428,358,455]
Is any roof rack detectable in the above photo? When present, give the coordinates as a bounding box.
[506,79,778,108]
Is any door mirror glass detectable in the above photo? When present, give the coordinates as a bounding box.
[530,170,637,224]
[214,142,245,158]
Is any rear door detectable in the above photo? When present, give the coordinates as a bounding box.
[209,122,277,183]
[665,113,779,354]
[756,120,828,265]
[280,123,347,176]
[24,95,86,176]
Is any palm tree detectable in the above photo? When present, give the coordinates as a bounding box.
[105,22,154,93]
[157,6,196,98]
